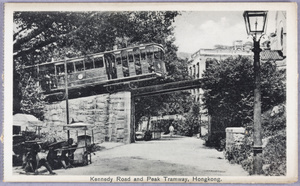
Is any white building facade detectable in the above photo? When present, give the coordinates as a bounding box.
[188,43,253,118]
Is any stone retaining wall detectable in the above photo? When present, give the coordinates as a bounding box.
[43,92,131,144]
[225,127,245,150]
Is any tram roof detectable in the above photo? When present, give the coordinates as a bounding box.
[24,43,164,68]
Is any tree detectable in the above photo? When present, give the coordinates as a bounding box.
[13,11,185,116]
[14,12,98,114]
[202,55,286,131]
[178,102,201,136]
[19,73,45,120]
[13,11,195,127]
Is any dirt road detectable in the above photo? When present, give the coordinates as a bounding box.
[52,135,248,176]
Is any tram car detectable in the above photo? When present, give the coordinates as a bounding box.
[24,43,166,97]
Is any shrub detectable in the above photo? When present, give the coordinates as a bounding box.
[177,112,200,137]
[262,104,286,137]
[225,136,252,165]
[263,132,286,176]
[224,135,260,175]
[224,130,286,176]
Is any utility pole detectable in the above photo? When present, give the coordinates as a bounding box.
[64,57,70,139]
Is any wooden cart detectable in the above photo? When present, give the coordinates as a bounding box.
[63,123,94,166]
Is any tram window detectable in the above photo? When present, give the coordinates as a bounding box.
[116,53,121,65]
[45,64,55,75]
[75,60,84,71]
[134,48,142,75]
[110,55,116,68]
[43,64,56,89]
[94,57,104,68]
[56,64,65,75]
[67,63,75,73]
[146,47,154,61]
[136,66,142,75]
[134,49,141,63]
[85,57,94,70]
[154,48,161,60]
[38,65,50,80]
[122,51,128,67]
[39,65,46,72]
[38,68,44,79]
[110,54,115,65]
[140,49,146,60]
[128,52,134,63]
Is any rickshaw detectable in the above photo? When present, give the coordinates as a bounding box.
[13,114,45,166]
[62,122,94,166]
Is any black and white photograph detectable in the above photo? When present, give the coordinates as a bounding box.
[3,2,298,183]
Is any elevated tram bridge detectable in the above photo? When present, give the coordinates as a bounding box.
[33,43,203,143]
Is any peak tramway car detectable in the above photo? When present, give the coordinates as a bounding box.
[24,43,167,98]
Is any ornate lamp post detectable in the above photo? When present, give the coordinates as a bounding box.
[243,11,268,175]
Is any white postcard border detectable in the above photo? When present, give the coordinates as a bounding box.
[3,2,298,183]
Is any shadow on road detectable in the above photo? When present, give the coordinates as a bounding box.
[158,137,184,141]
[160,135,185,139]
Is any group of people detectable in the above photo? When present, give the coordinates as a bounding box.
[22,138,75,175]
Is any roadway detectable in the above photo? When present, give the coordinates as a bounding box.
[52,135,248,176]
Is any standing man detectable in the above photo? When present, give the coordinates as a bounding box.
[169,124,174,138]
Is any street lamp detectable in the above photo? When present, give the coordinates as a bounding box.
[243,11,268,175]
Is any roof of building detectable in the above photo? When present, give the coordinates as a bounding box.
[191,48,252,59]
[260,50,285,61]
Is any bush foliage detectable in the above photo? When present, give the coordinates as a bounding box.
[201,55,286,175]
[263,132,286,176]
[202,56,285,131]
[225,106,286,176]
[225,136,253,174]
[177,102,201,136]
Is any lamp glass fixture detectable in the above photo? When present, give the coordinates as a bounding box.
[243,11,268,35]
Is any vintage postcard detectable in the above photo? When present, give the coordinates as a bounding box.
[3,2,298,183]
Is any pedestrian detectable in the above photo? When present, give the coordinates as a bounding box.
[22,143,56,175]
[47,141,64,170]
[169,124,174,138]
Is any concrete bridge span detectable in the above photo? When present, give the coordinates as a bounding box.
[44,79,202,144]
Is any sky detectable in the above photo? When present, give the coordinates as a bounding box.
[173,11,276,54]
